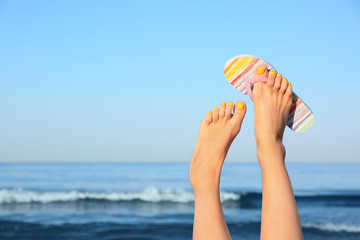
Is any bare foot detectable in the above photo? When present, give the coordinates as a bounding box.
[189,101,246,194]
[252,65,293,164]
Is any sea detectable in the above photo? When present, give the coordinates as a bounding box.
[0,162,359,240]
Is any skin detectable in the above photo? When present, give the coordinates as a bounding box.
[253,65,303,240]
[189,101,246,240]
[189,65,303,240]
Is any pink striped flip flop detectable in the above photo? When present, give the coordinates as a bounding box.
[224,54,315,133]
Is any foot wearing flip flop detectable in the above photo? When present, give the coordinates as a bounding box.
[252,65,293,164]
[189,101,246,193]
[224,55,315,132]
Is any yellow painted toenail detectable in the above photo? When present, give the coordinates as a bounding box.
[257,68,266,74]
[236,103,244,110]
[221,103,226,106]
[214,108,219,111]
[228,102,233,106]
[288,82,291,86]
[282,78,287,81]
[208,111,212,114]
[270,71,275,75]
[277,73,281,77]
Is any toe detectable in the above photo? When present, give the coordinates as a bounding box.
[274,73,282,89]
[267,70,276,86]
[254,65,269,77]
[285,82,293,97]
[280,77,288,93]
[225,101,234,118]
[253,65,269,91]
[204,111,213,124]
[231,101,247,133]
[219,102,226,118]
[213,107,219,122]
[285,83,294,108]
[233,101,247,119]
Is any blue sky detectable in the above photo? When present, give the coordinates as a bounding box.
[0,0,359,162]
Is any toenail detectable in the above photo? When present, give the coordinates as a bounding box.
[221,103,226,106]
[228,102,233,106]
[257,68,266,74]
[277,73,281,77]
[288,82,291,86]
[270,71,275,75]
[282,78,287,81]
[208,111,212,114]
[236,103,244,110]
[214,108,219,111]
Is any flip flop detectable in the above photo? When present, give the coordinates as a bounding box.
[224,54,315,133]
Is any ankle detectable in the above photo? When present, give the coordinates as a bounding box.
[256,136,283,152]
[189,158,222,193]
[256,140,286,167]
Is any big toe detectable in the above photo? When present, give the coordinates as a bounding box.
[253,65,268,95]
[233,101,247,122]
[254,65,269,77]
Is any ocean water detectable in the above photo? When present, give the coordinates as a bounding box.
[0,162,359,240]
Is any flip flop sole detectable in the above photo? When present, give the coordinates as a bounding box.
[224,54,315,133]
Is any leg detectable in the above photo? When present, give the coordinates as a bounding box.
[189,101,247,240]
[253,65,303,240]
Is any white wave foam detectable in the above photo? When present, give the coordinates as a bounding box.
[302,222,360,233]
[0,188,240,204]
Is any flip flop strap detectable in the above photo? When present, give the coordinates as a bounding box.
[244,77,268,101]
